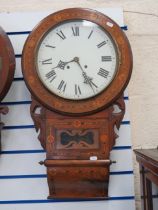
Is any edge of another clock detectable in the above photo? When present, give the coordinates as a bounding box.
[0,26,15,101]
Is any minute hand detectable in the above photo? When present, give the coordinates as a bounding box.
[73,57,96,93]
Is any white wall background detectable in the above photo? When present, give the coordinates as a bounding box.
[0,1,158,210]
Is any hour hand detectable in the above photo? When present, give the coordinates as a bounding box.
[52,59,74,70]
[45,59,71,81]
[54,60,67,70]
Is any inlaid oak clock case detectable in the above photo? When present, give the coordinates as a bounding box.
[0,26,15,151]
[22,8,132,199]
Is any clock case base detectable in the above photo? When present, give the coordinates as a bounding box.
[45,159,110,198]
[31,95,125,199]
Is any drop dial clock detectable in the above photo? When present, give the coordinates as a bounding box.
[22,8,132,199]
[0,26,15,152]
[0,26,15,101]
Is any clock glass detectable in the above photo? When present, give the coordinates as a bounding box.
[36,20,118,100]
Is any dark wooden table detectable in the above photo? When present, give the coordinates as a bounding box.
[134,149,158,210]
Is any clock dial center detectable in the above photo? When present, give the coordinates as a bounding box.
[36,20,117,100]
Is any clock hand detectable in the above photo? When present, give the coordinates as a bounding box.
[45,58,97,91]
[52,58,77,70]
[73,57,96,93]
[52,60,67,70]
[45,59,75,80]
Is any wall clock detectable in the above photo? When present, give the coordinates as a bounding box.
[22,8,132,199]
[0,26,15,151]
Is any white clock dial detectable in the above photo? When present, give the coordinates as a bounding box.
[36,20,118,100]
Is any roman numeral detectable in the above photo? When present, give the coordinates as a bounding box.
[102,56,112,62]
[45,70,56,82]
[72,26,79,36]
[42,58,52,65]
[98,68,109,78]
[45,45,56,48]
[56,30,66,40]
[58,80,66,92]
[75,84,81,95]
[57,60,66,70]
[88,30,93,39]
[97,41,106,48]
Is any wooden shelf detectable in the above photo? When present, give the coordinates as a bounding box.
[134,148,158,210]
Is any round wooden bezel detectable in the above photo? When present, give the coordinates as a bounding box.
[22,8,132,115]
[0,26,15,101]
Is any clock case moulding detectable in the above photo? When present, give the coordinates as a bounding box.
[0,26,15,151]
[22,8,133,199]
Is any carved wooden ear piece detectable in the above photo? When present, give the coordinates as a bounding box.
[0,26,15,153]
[22,8,132,199]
